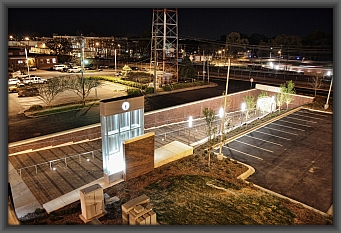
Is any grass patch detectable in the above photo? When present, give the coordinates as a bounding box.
[141,175,296,225]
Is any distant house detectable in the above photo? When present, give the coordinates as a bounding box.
[8,47,58,71]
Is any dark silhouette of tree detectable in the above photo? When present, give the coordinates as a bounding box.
[178,56,195,81]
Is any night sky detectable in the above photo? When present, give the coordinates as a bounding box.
[8,7,333,40]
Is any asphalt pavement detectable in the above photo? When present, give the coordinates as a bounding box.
[218,108,333,213]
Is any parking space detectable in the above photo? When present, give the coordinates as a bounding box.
[218,109,333,213]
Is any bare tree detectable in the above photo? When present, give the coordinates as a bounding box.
[275,91,285,111]
[282,80,296,109]
[65,75,102,105]
[202,107,218,167]
[243,95,256,119]
[310,74,324,97]
[35,77,66,106]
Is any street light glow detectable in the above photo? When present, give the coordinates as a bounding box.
[219,108,224,118]
[241,103,246,112]
[188,116,193,128]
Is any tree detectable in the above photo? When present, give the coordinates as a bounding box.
[275,91,285,111]
[243,95,256,119]
[121,65,132,78]
[258,90,268,99]
[65,75,102,105]
[309,74,324,97]
[225,32,249,57]
[280,80,296,110]
[178,56,195,81]
[202,107,218,167]
[35,77,66,106]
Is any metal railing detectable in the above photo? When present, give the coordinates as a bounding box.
[11,149,102,178]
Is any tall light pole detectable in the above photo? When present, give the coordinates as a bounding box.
[217,58,230,160]
[80,36,85,105]
[188,116,193,145]
[114,49,117,73]
[324,76,333,109]
[241,103,246,125]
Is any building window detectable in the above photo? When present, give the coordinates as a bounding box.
[52,58,57,63]
[46,59,50,64]
[40,59,44,64]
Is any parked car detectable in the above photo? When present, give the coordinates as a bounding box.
[8,78,21,86]
[99,65,109,69]
[29,66,37,71]
[22,76,48,85]
[8,83,25,93]
[53,64,69,71]
[11,71,28,79]
[67,66,82,73]
[17,87,39,97]
[130,67,139,71]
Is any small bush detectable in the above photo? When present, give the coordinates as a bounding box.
[28,105,43,111]
[34,208,44,215]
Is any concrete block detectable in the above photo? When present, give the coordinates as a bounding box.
[136,216,146,225]
[143,213,151,224]
[148,210,157,225]
[121,194,150,213]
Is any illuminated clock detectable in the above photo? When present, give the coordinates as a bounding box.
[122,102,130,111]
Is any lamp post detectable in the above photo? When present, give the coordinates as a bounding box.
[241,103,246,125]
[188,116,193,145]
[114,49,117,73]
[217,58,231,160]
[324,76,333,109]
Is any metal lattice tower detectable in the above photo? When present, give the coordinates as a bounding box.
[151,8,178,86]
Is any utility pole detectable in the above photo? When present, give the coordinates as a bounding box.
[202,50,205,82]
[217,58,231,160]
[324,76,333,109]
[80,36,85,105]
[153,31,157,92]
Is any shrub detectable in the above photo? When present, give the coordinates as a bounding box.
[34,208,44,215]
[144,87,154,94]
[28,105,43,111]
[127,88,142,96]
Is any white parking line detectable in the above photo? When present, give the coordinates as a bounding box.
[285,116,317,124]
[255,131,291,141]
[302,110,327,117]
[271,122,305,131]
[234,140,273,153]
[292,113,323,120]
[278,119,311,128]
[264,126,299,136]
[223,145,263,160]
[244,135,283,146]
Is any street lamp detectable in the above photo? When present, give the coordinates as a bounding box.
[217,58,231,160]
[324,76,333,109]
[241,102,246,125]
[188,116,193,145]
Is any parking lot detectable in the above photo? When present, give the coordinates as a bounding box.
[218,108,333,213]
[8,81,127,117]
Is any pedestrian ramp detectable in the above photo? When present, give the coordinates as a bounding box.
[154,141,193,168]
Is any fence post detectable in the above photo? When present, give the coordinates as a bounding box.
[35,165,37,174]
[92,151,94,159]
[65,158,67,167]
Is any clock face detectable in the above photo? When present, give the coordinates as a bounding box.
[122,102,130,111]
